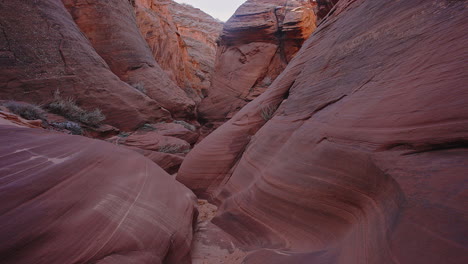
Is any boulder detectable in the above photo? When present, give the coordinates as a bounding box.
[0,125,196,264]
[151,122,199,144]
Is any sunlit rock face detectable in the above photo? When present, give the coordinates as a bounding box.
[0,124,197,264]
[134,0,223,102]
[169,1,224,98]
[198,0,318,130]
[62,0,196,119]
[178,0,468,263]
[0,0,169,130]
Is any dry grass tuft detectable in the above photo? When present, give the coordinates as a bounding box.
[48,90,105,127]
[3,101,47,121]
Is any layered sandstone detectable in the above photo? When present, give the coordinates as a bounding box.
[178,0,468,263]
[63,0,196,118]
[0,0,168,130]
[198,0,317,126]
[169,2,224,96]
[134,0,222,101]
[0,124,196,264]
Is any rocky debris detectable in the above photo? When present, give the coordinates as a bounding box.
[178,0,468,263]
[0,124,197,264]
[106,126,193,173]
[0,0,168,131]
[63,0,196,119]
[198,0,318,129]
[151,122,199,145]
[134,0,222,102]
[110,130,191,153]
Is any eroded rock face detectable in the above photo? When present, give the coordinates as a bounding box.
[63,0,196,118]
[0,125,196,264]
[169,2,224,97]
[0,0,168,130]
[198,0,317,125]
[178,0,468,263]
[315,0,339,21]
[134,0,222,102]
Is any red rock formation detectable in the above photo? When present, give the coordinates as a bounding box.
[134,0,222,102]
[0,0,168,130]
[134,0,192,93]
[0,124,196,264]
[198,0,317,126]
[168,2,224,97]
[63,0,196,118]
[315,0,339,21]
[178,0,468,263]
[112,130,191,152]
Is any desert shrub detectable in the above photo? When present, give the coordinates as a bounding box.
[51,121,83,135]
[158,144,183,154]
[131,82,146,94]
[118,132,130,138]
[3,101,46,121]
[140,123,156,131]
[260,105,277,121]
[48,90,105,127]
[174,120,196,131]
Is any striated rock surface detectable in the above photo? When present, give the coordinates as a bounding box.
[63,0,195,118]
[178,0,468,263]
[0,124,196,264]
[108,130,191,153]
[198,0,317,126]
[0,0,168,130]
[169,2,224,97]
[315,0,339,21]
[134,0,222,102]
[152,122,199,145]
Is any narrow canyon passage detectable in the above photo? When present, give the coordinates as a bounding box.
[0,0,467,264]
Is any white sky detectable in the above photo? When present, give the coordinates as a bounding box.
[174,0,246,21]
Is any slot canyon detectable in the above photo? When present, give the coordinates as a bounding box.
[0,0,466,263]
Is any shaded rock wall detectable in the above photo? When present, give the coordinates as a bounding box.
[63,0,196,118]
[178,0,468,263]
[198,0,318,126]
[0,0,167,130]
[0,124,196,264]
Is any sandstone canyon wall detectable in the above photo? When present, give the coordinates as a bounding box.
[178,0,468,263]
[198,0,318,127]
[0,0,168,130]
[134,0,222,102]
[169,2,224,98]
[0,0,221,130]
[62,0,195,118]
